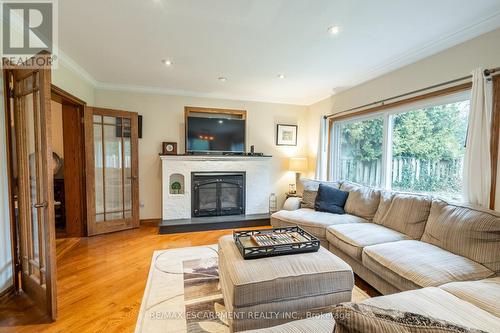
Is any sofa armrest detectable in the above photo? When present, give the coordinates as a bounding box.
[282,197,302,211]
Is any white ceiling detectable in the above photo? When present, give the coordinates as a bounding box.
[58,0,500,105]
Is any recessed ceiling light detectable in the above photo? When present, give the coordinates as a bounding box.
[277,74,286,79]
[218,76,227,82]
[162,59,172,66]
[327,25,340,35]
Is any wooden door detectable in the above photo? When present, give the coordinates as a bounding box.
[84,107,139,235]
[6,58,57,319]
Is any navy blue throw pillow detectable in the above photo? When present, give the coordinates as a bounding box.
[314,184,349,214]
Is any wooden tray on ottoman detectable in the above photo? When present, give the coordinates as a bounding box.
[233,226,320,259]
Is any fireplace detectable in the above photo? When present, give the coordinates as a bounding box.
[191,172,245,217]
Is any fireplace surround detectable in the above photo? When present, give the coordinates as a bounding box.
[160,155,271,220]
[191,172,245,217]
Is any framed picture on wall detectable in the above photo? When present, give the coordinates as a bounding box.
[276,124,298,146]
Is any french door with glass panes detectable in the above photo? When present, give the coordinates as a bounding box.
[84,107,139,235]
[6,55,58,319]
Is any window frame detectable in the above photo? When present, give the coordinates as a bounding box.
[330,90,471,196]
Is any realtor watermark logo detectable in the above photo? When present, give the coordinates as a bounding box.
[1,0,58,68]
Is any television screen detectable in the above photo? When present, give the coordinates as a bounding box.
[187,116,245,153]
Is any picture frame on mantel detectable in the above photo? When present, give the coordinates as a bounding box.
[276,124,297,146]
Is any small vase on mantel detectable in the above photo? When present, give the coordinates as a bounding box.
[269,193,277,214]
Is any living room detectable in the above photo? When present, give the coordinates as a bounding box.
[0,1,499,332]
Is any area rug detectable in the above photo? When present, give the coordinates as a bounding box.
[135,245,370,333]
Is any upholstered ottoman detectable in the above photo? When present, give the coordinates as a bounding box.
[218,235,354,332]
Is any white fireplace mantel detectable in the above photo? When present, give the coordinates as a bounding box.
[161,155,272,220]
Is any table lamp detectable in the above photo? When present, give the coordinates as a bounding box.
[289,157,308,195]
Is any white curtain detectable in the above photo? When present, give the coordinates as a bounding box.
[315,116,328,180]
[463,68,492,207]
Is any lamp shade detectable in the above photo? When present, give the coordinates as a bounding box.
[289,157,308,172]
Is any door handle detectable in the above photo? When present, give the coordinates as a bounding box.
[33,201,48,208]
[127,175,138,180]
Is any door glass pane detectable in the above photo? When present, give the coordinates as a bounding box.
[103,116,116,124]
[93,123,104,216]
[92,113,135,225]
[103,123,123,218]
[25,93,40,263]
[124,133,132,211]
[337,117,383,187]
[391,100,470,200]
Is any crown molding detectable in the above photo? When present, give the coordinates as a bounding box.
[94,81,308,106]
[57,49,99,86]
[56,10,500,107]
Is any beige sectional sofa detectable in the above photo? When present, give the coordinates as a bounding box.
[271,180,500,296]
[244,277,500,333]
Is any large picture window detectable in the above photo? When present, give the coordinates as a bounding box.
[331,91,470,201]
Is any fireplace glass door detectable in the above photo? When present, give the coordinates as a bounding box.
[192,173,245,217]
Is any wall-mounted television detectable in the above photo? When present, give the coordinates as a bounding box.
[186,116,245,154]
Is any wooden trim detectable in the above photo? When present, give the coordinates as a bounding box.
[83,107,96,235]
[0,285,15,299]
[329,82,472,122]
[325,82,473,180]
[140,218,161,226]
[490,75,500,210]
[184,106,247,119]
[61,104,86,236]
[51,84,86,106]
[39,64,58,319]
[2,68,19,292]
[327,118,333,180]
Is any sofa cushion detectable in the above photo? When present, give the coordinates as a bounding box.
[362,240,494,291]
[341,181,381,221]
[439,277,500,317]
[300,178,342,192]
[301,189,317,209]
[333,302,487,333]
[421,199,500,273]
[326,223,409,261]
[282,196,301,211]
[362,287,500,333]
[373,191,432,239]
[300,179,342,208]
[218,235,354,309]
[271,208,366,240]
[314,184,349,214]
[240,314,335,333]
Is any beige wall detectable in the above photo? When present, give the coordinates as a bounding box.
[51,101,64,158]
[94,90,309,219]
[52,62,95,105]
[307,28,500,211]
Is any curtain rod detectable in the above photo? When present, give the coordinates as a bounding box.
[324,66,500,119]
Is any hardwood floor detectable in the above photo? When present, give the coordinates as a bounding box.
[0,225,250,332]
[0,225,379,332]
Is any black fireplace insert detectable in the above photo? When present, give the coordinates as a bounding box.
[191,172,245,217]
